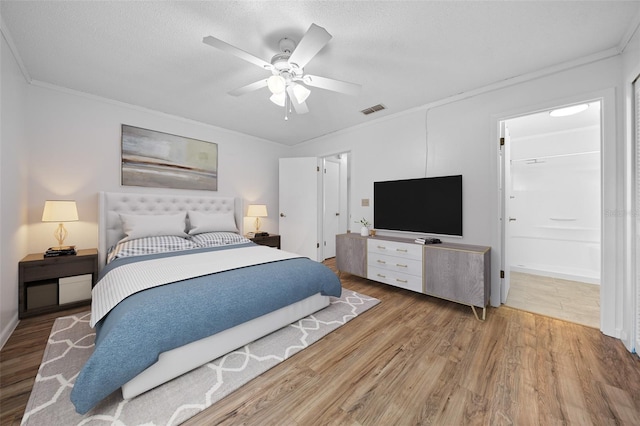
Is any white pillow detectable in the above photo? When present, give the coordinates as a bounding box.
[188,210,238,234]
[119,212,187,241]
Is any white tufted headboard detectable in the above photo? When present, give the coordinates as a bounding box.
[98,191,242,268]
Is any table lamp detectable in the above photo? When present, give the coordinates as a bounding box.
[42,200,78,250]
[247,204,268,234]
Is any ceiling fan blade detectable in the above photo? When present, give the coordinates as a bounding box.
[203,36,272,70]
[304,75,362,96]
[286,86,309,114]
[229,79,268,96]
[288,24,332,69]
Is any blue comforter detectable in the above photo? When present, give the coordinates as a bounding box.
[70,243,341,414]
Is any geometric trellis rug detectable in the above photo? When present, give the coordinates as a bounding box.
[21,289,380,426]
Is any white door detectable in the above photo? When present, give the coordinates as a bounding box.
[500,122,513,303]
[279,157,321,260]
[323,160,340,260]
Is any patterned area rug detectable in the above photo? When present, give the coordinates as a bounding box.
[21,289,379,425]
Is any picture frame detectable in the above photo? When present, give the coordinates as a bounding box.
[121,125,218,191]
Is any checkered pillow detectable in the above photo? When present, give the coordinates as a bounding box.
[190,232,251,248]
[107,235,198,263]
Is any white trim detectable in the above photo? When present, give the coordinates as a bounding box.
[298,48,621,148]
[0,314,19,350]
[626,70,640,354]
[0,16,31,83]
[28,80,281,147]
[619,8,640,53]
[510,266,600,285]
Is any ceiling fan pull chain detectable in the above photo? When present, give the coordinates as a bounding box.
[284,91,289,121]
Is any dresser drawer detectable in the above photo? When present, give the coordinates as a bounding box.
[367,253,422,277]
[367,239,422,261]
[367,266,423,293]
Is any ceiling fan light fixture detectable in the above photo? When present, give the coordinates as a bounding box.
[270,92,286,107]
[292,83,311,103]
[267,75,286,94]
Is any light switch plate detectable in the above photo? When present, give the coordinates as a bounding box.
[361,198,370,207]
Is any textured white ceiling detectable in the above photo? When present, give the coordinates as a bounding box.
[2,1,638,145]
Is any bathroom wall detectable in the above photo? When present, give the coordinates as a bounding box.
[508,123,601,283]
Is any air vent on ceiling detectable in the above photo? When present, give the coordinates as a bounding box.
[360,104,386,115]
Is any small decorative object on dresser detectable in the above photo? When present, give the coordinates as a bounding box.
[18,248,98,318]
[247,233,281,249]
[355,217,371,237]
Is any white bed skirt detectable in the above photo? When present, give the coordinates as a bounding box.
[122,293,330,399]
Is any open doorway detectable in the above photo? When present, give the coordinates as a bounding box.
[322,152,350,260]
[501,101,601,328]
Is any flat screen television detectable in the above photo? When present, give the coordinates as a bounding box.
[373,175,462,236]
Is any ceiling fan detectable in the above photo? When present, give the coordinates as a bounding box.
[203,24,361,120]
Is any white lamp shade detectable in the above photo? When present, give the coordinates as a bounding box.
[42,200,79,222]
[292,83,310,103]
[267,75,286,94]
[247,204,268,217]
[270,92,286,107]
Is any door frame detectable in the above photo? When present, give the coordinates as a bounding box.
[493,89,615,336]
[320,151,350,261]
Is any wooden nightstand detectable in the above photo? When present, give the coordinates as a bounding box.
[18,248,98,318]
[248,234,281,249]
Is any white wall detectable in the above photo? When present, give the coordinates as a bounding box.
[24,84,287,254]
[292,55,626,340]
[509,126,601,283]
[0,34,29,347]
[293,113,429,230]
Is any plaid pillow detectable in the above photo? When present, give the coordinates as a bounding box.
[190,232,251,248]
[107,235,198,263]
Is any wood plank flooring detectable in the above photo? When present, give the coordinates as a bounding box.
[2,258,640,425]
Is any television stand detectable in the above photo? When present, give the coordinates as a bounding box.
[336,233,491,320]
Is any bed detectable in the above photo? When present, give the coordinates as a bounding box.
[70,191,342,414]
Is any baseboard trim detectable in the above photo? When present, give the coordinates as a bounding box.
[511,266,600,285]
[0,313,19,350]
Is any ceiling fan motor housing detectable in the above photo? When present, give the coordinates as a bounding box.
[278,37,297,54]
[271,52,303,80]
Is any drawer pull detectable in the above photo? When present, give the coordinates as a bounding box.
[396,248,408,253]
[376,273,387,278]
[377,245,387,250]
[377,260,387,264]
[396,279,408,283]
[396,264,408,268]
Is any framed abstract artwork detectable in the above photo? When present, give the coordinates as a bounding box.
[121,125,218,191]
